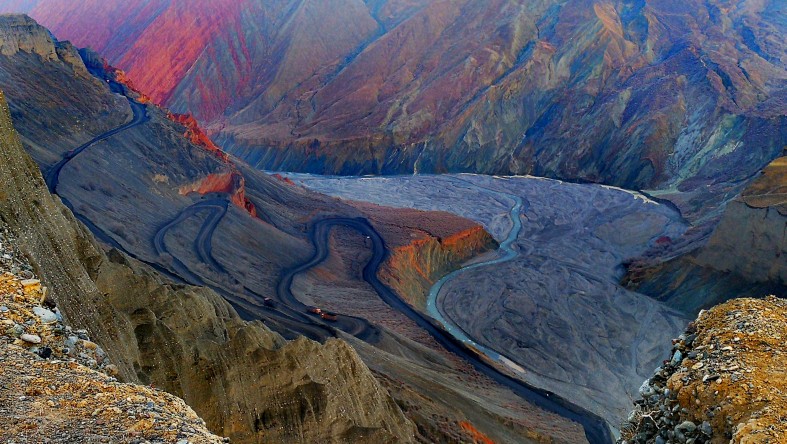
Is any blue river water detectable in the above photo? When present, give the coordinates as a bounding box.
[425,179,524,367]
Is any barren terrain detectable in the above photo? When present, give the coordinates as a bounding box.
[291,173,691,425]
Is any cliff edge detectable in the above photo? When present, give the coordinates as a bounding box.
[0,230,224,443]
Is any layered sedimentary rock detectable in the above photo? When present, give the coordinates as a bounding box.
[0,72,416,444]
[380,223,497,309]
[350,201,499,309]
[694,154,787,285]
[179,171,257,217]
[0,255,224,444]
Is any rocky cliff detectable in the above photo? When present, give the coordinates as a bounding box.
[0,13,129,166]
[696,154,787,286]
[619,296,787,444]
[0,229,225,444]
[0,86,417,443]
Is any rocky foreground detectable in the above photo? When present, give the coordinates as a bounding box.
[0,224,225,444]
[620,296,787,443]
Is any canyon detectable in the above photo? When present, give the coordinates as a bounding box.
[0,1,783,442]
[289,173,690,425]
[0,14,602,443]
[4,0,782,308]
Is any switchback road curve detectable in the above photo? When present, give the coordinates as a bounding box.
[45,85,611,443]
[46,98,149,194]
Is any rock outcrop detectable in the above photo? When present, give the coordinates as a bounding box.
[0,87,417,443]
[0,229,225,444]
[695,155,787,285]
[0,345,226,444]
[0,13,56,59]
[179,171,258,217]
[380,224,497,309]
[620,296,787,444]
[0,15,129,166]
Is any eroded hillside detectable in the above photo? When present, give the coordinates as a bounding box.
[626,151,787,314]
[4,0,784,220]
[0,66,417,443]
[0,236,225,444]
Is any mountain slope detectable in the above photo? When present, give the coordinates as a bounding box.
[626,150,787,313]
[4,0,785,223]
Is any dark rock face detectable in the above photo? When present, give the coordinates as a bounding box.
[5,0,785,219]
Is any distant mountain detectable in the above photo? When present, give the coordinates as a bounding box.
[7,0,783,205]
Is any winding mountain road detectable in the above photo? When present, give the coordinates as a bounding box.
[45,98,149,194]
[151,196,338,341]
[308,217,613,444]
[152,196,381,341]
[155,200,610,442]
[276,220,381,341]
[45,86,612,443]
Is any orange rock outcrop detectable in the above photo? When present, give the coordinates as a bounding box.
[167,112,229,162]
[459,421,496,444]
[178,172,257,217]
[166,112,258,218]
[381,225,497,309]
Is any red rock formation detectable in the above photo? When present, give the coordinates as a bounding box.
[10,0,783,212]
[345,201,497,309]
[271,173,296,186]
[3,0,248,106]
[109,65,152,104]
[459,421,495,444]
[166,111,258,218]
[179,172,257,218]
[167,112,229,162]
[380,225,497,309]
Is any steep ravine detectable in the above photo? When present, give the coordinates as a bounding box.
[0,89,417,443]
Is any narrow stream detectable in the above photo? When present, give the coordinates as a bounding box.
[425,177,527,372]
